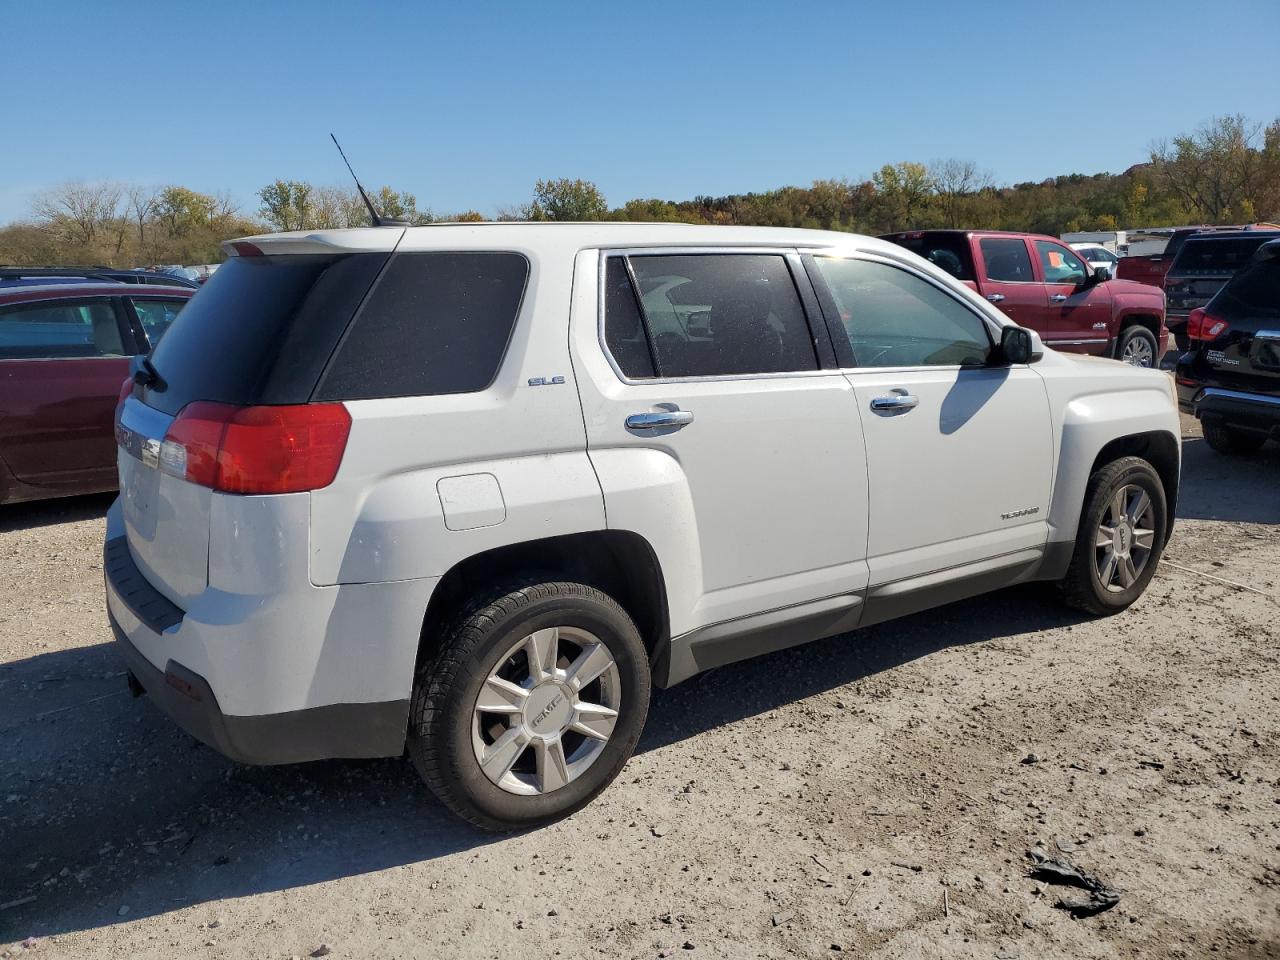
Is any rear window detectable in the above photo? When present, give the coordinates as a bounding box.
[882,234,975,282]
[1171,236,1278,275]
[1212,259,1280,320]
[141,253,389,415]
[316,252,528,400]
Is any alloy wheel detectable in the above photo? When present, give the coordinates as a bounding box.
[1121,337,1154,367]
[471,626,621,795]
[1093,484,1157,592]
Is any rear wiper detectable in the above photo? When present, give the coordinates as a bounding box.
[130,355,165,391]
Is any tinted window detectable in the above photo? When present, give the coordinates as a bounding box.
[1213,259,1280,320]
[813,258,991,368]
[318,252,528,400]
[0,300,123,360]
[883,234,975,281]
[603,257,655,378]
[1172,237,1279,274]
[1035,240,1088,284]
[131,298,187,346]
[618,255,817,378]
[143,253,388,416]
[979,238,1034,283]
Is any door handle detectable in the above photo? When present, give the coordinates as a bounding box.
[626,408,694,430]
[870,392,919,412]
[986,293,1006,303]
[1049,294,1068,302]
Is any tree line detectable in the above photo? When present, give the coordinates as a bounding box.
[1,114,1275,269]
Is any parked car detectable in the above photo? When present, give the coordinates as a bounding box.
[1164,230,1280,350]
[106,223,1181,830]
[0,281,193,504]
[1070,242,1119,278]
[0,266,200,289]
[1175,239,1280,454]
[881,230,1167,366]
[1115,227,1205,287]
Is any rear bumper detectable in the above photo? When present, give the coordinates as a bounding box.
[108,608,408,765]
[103,499,436,765]
[1177,381,1280,435]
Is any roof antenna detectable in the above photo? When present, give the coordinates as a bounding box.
[330,133,409,227]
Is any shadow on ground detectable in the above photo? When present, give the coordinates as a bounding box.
[1176,436,1280,524]
[0,583,1086,940]
[0,492,113,534]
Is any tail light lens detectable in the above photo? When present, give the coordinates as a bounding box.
[1187,308,1230,341]
[159,402,351,494]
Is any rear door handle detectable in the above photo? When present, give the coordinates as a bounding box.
[1049,294,1068,302]
[870,392,919,412]
[626,408,694,430]
[986,293,1005,303]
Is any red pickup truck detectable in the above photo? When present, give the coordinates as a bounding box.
[882,230,1168,367]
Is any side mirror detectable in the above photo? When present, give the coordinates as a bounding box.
[1000,325,1044,365]
[1091,266,1110,283]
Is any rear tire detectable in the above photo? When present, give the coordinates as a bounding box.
[1061,456,1167,616]
[408,581,650,832]
[1116,325,1159,368]
[1202,420,1267,456]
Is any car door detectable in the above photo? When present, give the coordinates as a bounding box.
[1033,239,1113,354]
[0,296,134,490]
[974,236,1049,329]
[803,253,1053,620]
[572,249,870,636]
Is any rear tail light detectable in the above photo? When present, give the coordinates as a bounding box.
[115,377,133,417]
[159,402,351,494]
[1187,307,1230,341]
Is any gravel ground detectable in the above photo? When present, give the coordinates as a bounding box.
[1,413,1277,959]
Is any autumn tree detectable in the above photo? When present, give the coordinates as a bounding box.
[530,178,608,221]
[1150,115,1269,222]
[258,180,314,231]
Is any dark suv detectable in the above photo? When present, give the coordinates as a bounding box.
[0,281,193,503]
[1164,231,1280,349]
[1175,239,1280,454]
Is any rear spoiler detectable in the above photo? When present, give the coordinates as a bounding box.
[222,227,405,258]
[1256,239,1280,262]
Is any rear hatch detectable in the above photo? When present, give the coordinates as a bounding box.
[117,245,392,607]
[1194,253,1280,394]
[1166,234,1280,319]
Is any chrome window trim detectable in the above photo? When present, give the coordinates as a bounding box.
[1044,337,1109,345]
[595,246,844,386]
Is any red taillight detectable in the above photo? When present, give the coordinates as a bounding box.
[160,402,351,494]
[1187,307,1230,341]
[230,241,264,257]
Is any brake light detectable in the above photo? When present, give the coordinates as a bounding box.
[159,402,351,494]
[1187,308,1230,341]
[230,241,264,257]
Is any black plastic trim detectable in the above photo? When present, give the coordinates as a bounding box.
[109,611,409,765]
[104,536,185,632]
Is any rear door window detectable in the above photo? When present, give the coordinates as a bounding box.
[129,297,187,347]
[979,238,1035,283]
[605,254,817,379]
[1214,259,1280,320]
[0,299,125,359]
[317,252,529,400]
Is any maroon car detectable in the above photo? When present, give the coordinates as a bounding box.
[0,281,193,504]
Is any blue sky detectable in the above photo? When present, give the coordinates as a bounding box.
[2,0,1277,223]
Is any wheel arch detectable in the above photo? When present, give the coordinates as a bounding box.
[416,529,670,673]
[1113,312,1163,360]
[1089,430,1180,538]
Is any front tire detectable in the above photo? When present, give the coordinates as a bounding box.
[408,581,650,831]
[1202,420,1267,456]
[1061,456,1168,615]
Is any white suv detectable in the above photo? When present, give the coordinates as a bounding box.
[106,224,1180,830]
